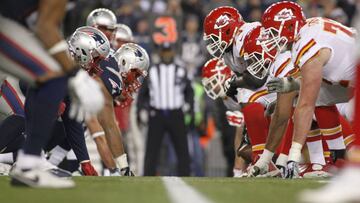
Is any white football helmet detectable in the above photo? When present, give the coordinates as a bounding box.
[68,32,97,68]
[114,24,133,42]
[75,26,110,60]
[69,27,110,69]
[114,43,149,74]
[86,8,117,30]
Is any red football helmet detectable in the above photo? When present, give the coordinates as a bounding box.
[202,58,232,100]
[261,1,306,56]
[243,26,276,80]
[203,6,245,58]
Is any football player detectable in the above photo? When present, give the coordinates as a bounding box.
[250,2,356,180]
[0,75,98,176]
[69,27,149,175]
[0,0,104,188]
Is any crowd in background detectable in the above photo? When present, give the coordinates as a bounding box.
[63,0,359,176]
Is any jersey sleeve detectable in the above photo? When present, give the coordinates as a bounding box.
[292,37,323,69]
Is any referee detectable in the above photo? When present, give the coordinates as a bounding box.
[137,42,193,176]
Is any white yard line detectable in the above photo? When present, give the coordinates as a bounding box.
[161,177,215,203]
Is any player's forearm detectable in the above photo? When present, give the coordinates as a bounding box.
[292,103,314,146]
[93,136,117,169]
[36,0,77,73]
[264,111,289,152]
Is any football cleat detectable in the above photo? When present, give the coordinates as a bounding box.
[0,163,11,176]
[39,159,72,178]
[10,167,75,188]
[233,168,248,178]
[300,164,333,179]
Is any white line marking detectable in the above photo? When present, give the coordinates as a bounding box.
[161,177,214,203]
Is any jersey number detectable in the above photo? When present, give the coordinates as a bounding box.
[323,19,353,37]
[152,17,178,45]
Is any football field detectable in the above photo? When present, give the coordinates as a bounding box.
[0,176,325,203]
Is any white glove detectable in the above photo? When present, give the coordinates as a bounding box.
[266,76,300,93]
[226,111,244,127]
[68,69,104,122]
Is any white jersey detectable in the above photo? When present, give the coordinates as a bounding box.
[223,22,261,74]
[291,17,357,86]
[236,51,296,108]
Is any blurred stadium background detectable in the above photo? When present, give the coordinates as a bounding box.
[56,0,359,177]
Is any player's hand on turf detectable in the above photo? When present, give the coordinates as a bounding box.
[121,167,135,176]
[68,69,104,122]
[286,161,300,179]
[81,161,98,176]
[266,76,299,93]
[226,111,244,127]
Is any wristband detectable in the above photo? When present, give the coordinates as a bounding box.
[92,131,105,139]
[48,40,68,55]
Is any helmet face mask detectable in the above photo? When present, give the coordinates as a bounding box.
[244,51,273,80]
[203,6,244,58]
[204,32,231,59]
[114,43,149,95]
[242,26,276,80]
[259,27,287,59]
[68,32,98,69]
[261,1,306,57]
[202,73,227,100]
[202,58,232,100]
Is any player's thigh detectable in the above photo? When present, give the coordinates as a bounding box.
[0,16,62,84]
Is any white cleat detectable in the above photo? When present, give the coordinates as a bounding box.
[299,167,360,203]
[0,163,11,176]
[10,167,75,188]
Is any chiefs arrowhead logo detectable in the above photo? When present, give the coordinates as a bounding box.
[214,15,230,29]
[274,8,296,22]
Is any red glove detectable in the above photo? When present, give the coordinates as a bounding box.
[57,102,66,116]
[81,161,98,176]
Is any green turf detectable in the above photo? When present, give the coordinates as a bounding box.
[0,176,169,203]
[185,177,324,203]
[0,176,324,203]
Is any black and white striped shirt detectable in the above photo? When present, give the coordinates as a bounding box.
[138,62,193,111]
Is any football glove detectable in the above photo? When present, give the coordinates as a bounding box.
[68,69,104,122]
[286,161,300,179]
[81,161,98,176]
[226,111,244,127]
[120,167,135,176]
[266,76,300,93]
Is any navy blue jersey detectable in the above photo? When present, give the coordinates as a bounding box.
[98,55,122,99]
[0,0,39,26]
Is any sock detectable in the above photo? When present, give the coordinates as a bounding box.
[242,103,268,161]
[340,115,355,149]
[288,142,303,162]
[315,106,346,150]
[306,128,326,165]
[322,139,332,164]
[16,151,42,170]
[23,76,68,155]
[48,145,69,166]
[0,152,14,164]
[115,153,129,169]
[275,153,288,167]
